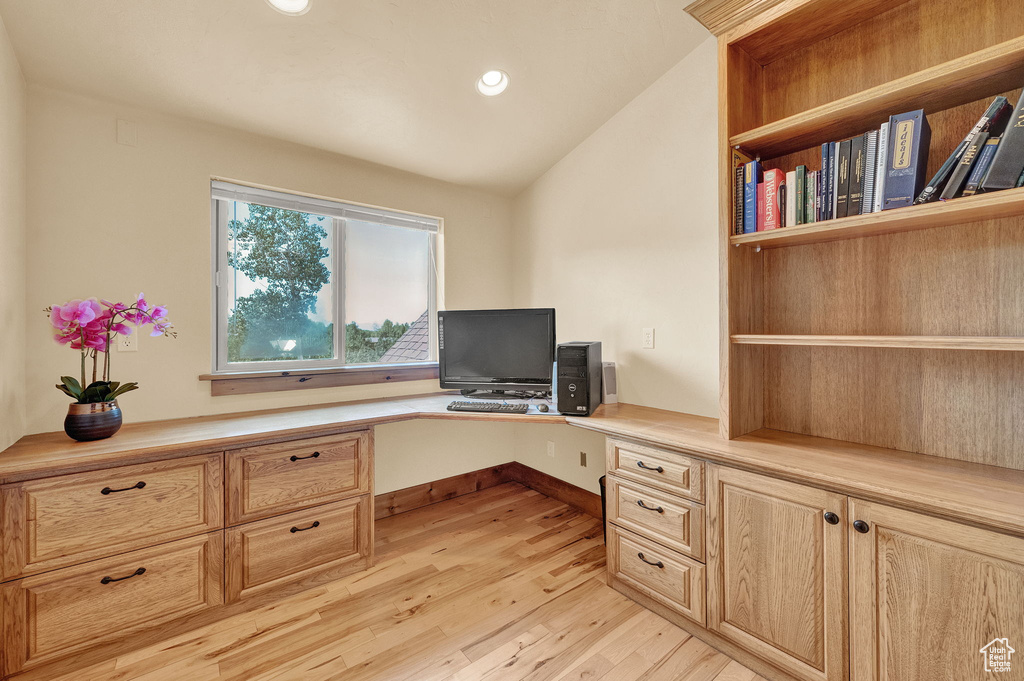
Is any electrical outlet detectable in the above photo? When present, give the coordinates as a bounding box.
[117,332,138,352]
[547,441,555,458]
[642,327,655,349]
[580,451,587,467]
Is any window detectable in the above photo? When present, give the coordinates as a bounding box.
[211,181,439,373]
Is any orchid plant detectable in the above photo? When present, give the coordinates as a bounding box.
[46,294,176,403]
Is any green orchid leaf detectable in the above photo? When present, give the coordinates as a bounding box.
[60,376,83,397]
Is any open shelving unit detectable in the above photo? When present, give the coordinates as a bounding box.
[712,0,1024,471]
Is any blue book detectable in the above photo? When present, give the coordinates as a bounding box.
[743,160,762,234]
[882,109,931,210]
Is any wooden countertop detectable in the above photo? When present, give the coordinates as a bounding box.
[0,394,566,484]
[569,403,1024,537]
[3,395,1021,537]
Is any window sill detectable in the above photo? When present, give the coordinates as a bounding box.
[198,363,439,396]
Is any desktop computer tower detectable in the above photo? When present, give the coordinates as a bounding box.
[556,342,602,416]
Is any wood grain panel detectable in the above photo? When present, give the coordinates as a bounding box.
[225,496,370,603]
[707,465,847,681]
[0,454,223,581]
[1,532,222,676]
[374,464,515,519]
[761,0,1024,122]
[606,477,705,560]
[849,498,1024,681]
[764,346,1024,469]
[203,363,438,396]
[226,431,370,525]
[607,524,706,626]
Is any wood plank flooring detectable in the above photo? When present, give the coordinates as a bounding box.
[53,482,761,681]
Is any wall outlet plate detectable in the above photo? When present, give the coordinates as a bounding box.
[547,441,555,458]
[642,328,655,349]
[117,332,138,352]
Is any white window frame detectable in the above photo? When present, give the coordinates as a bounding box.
[210,180,439,374]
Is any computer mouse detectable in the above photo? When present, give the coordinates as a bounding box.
[537,404,549,412]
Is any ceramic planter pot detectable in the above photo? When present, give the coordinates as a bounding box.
[64,400,122,441]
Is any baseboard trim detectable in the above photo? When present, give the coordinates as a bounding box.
[374,462,602,520]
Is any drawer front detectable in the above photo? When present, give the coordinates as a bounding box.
[227,431,370,525]
[1,454,223,580]
[607,477,704,560]
[608,438,704,501]
[1,532,223,675]
[226,495,371,602]
[609,524,706,626]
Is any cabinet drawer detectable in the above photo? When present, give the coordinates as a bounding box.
[1,454,223,580]
[607,477,704,561]
[607,438,704,501]
[609,524,705,626]
[227,431,370,525]
[226,495,371,602]
[1,532,223,676]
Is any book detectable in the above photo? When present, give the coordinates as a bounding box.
[780,184,788,228]
[836,138,852,218]
[785,170,797,227]
[963,136,1001,196]
[805,170,817,224]
[848,134,866,216]
[940,131,989,200]
[874,122,889,212]
[916,96,1011,203]
[795,165,808,225]
[819,144,829,221]
[763,169,785,230]
[860,131,878,214]
[882,109,931,210]
[731,148,754,234]
[756,182,766,231]
[743,160,762,234]
[981,90,1024,192]
[829,142,839,219]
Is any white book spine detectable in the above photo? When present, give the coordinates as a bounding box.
[785,171,797,227]
[874,123,890,213]
[861,131,878,214]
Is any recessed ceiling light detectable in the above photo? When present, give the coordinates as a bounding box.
[476,70,510,97]
[265,0,310,16]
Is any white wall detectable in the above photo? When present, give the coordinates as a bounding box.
[24,87,515,435]
[0,14,26,451]
[511,37,719,493]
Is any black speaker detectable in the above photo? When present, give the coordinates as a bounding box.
[556,342,602,416]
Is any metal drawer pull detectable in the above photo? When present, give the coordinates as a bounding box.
[101,481,146,495]
[636,500,665,513]
[637,552,664,569]
[635,461,664,473]
[290,451,321,462]
[101,567,146,584]
[290,521,320,533]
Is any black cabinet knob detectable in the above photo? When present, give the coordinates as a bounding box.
[853,519,870,534]
[824,511,839,525]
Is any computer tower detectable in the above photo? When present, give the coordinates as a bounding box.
[556,342,602,416]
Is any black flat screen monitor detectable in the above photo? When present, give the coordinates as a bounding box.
[438,308,555,392]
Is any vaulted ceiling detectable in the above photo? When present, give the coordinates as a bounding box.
[0,0,709,194]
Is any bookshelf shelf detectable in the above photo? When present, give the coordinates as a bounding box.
[729,36,1024,159]
[731,335,1024,352]
[728,186,1024,248]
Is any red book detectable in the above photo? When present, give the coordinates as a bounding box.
[756,183,766,231]
[763,169,785,230]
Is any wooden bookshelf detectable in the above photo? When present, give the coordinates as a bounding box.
[729,186,1024,248]
[730,36,1024,158]
[731,335,1024,351]
[707,0,1024,473]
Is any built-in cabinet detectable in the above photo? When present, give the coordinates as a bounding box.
[606,436,1024,681]
[0,429,373,679]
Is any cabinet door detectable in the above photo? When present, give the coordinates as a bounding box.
[849,499,1024,681]
[707,465,847,681]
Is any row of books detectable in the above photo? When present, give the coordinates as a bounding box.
[732,89,1024,235]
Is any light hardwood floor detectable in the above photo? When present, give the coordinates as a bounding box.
[53,482,761,681]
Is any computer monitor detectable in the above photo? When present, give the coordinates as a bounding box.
[438,308,555,393]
